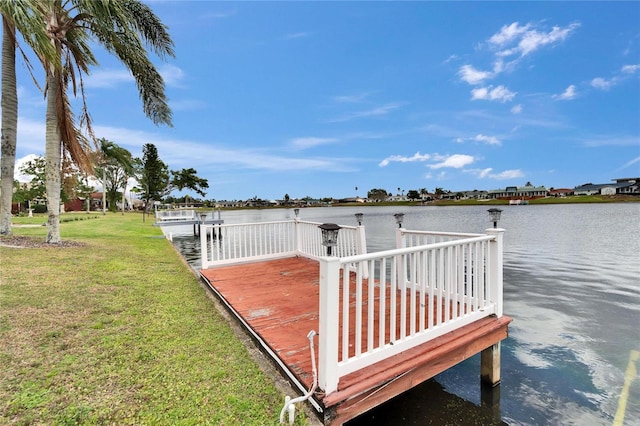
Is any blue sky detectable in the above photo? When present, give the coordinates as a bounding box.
[12,1,640,201]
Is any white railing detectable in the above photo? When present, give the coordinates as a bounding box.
[398,229,485,248]
[318,228,504,394]
[200,219,367,268]
[155,209,197,222]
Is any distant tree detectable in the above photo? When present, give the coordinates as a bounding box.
[96,139,134,213]
[435,187,446,198]
[134,143,169,212]
[368,188,389,202]
[406,190,420,201]
[12,180,31,213]
[170,167,209,197]
[19,157,48,202]
[284,193,290,205]
[524,181,533,187]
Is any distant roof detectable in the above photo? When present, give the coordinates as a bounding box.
[574,182,632,190]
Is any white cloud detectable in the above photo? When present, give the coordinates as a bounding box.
[84,64,185,89]
[511,104,523,114]
[289,137,339,149]
[471,85,516,102]
[489,22,531,46]
[379,152,431,167]
[554,84,577,100]
[84,69,133,88]
[458,21,580,87]
[468,167,524,179]
[14,154,40,182]
[493,169,525,179]
[89,124,357,173]
[458,64,493,85]
[618,156,640,171]
[329,102,403,122]
[518,23,580,57]
[474,134,501,145]
[582,135,639,147]
[456,134,502,145]
[429,154,475,169]
[621,64,640,74]
[159,64,186,87]
[591,77,613,90]
[492,22,580,58]
[332,92,372,103]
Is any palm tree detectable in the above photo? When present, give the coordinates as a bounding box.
[38,0,174,242]
[97,138,134,214]
[0,1,57,235]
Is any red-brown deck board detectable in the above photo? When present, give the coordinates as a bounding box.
[199,256,511,424]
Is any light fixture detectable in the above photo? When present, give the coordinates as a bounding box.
[199,213,207,223]
[487,208,502,228]
[394,213,405,228]
[318,223,341,256]
[355,213,364,226]
[294,208,300,218]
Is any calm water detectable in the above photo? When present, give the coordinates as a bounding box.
[168,204,640,425]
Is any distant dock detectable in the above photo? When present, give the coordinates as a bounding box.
[154,209,223,236]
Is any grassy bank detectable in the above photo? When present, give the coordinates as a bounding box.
[1,213,308,425]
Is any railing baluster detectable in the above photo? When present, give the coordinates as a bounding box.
[355,266,363,356]
[367,262,374,352]
[390,258,397,343]
[378,258,386,348]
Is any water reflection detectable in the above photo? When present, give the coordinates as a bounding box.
[169,203,640,425]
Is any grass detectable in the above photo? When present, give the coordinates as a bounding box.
[1,212,310,425]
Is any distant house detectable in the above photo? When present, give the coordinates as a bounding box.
[487,185,548,200]
[458,190,488,200]
[573,178,639,196]
[612,177,639,195]
[549,188,573,197]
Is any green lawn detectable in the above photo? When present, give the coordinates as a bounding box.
[1,213,309,425]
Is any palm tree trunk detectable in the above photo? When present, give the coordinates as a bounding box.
[0,18,17,235]
[45,72,62,243]
[102,167,106,215]
[121,177,127,215]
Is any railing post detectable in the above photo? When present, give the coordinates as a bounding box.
[294,217,302,255]
[318,256,341,394]
[200,224,209,269]
[395,227,405,250]
[486,228,504,317]
[356,225,367,256]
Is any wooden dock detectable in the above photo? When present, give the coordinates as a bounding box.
[200,256,511,425]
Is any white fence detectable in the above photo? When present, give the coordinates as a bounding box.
[318,228,504,393]
[200,219,367,268]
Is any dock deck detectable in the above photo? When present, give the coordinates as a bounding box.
[200,256,511,425]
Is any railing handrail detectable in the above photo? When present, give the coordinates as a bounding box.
[336,234,495,263]
[400,229,485,238]
[200,219,365,269]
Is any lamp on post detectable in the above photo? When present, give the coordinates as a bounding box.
[394,213,405,228]
[199,213,207,223]
[487,208,503,228]
[294,208,300,218]
[355,213,364,226]
[318,223,341,256]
